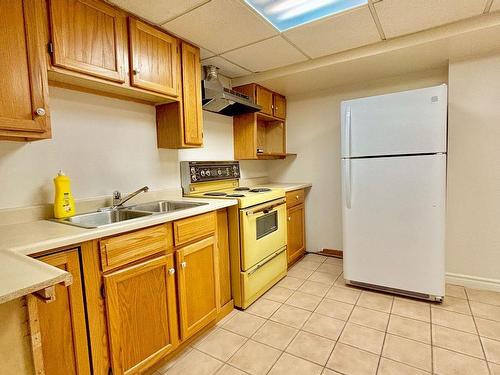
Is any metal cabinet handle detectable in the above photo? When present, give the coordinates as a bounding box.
[288,216,291,221]
[296,195,299,200]
[168,268,175,275]
[35,108,46,116]
[133,69,140,75]
[181,261,187,268]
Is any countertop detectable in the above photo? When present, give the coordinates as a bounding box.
[256,182,312,192]
[0,197,238,304]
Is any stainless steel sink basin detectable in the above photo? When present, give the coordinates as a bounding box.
[53,209,153,229]
[127,200,208,213]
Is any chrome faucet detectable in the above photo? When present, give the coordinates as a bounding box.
[111,186,149,209]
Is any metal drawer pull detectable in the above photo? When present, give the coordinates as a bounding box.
[181,261,187,268]
[296,195,299,199]
[288,217,291,221]
[168,268,175,275]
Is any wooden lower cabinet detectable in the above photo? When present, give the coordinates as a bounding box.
[35,249,91,375]
[176,236,218,340]
[104,253,179,375]
[287,190,306,266]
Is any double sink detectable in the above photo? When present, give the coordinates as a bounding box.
[53,200,208,229]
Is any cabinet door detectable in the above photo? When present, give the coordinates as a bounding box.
[287,203,305,266]
[0,0,50,138]
[129,18,180,96]
[256,85,273,116]
[181,42,203,145]
[48,0,127,82]
[36,249,90,375]
[104,254,179,375]
[176,236,218,340]
[273,94,286,119]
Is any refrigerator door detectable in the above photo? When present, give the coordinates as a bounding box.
[341,85,447,158]
[342,154,446,297]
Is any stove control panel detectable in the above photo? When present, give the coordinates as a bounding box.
[181,161,240,184]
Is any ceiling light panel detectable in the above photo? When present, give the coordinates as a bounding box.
[244,0,368,31]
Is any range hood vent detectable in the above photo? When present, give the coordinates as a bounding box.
[202,65,261,116]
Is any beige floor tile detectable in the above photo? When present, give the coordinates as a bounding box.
[166,348,223,375]
[193,329,247,361]
[349,305,389,331]
[295,260,322,271]
[246,298,282,319]
[286,330,335,366]
[432,324,484,358]
[317,263,343,274]
[315,298,354,321]
[264,286,294,303]
[378,358,430,375]
[326,342,379,375]
[339,322,385,354]
[287,266,314,280]
[326,286,361,305]
[382,334,432,372]
[324,257,343,266]
[490,362,500,374]
[482,337,500,364]
[285,291,322,311]
[228,340,281,375]
[433,347,489,375]
[222,312,266,337]
[334,274,350,288]
[470,301,500,322]
[466,288,500,307]
[277,276,305,290]
[431,308,477,333]
[357,291,393,313]
[304,253,327,263]
[268,352,323,375]
[392,298,430,322]
[476,317,500,340]
[303,313,345,340]
[308,271,339,285]
[434,296,472,315]
[387,315,431,344]
[322,369,343,375]
[216,364,247,375]
[216,309,240,327]
[445,284,467,299]
[298,280,331,297]
[156,347,193,373]
[270,304,312,328]
[251,320,298,350]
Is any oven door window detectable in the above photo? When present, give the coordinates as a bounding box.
[256,211,278,240]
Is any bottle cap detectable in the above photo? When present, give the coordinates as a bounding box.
[58,170,65,176]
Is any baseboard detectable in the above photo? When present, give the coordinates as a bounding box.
[319,249,343,258]
[446,272,500,292]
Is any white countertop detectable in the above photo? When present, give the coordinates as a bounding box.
[0,197,237,304]
[256,182,312,192]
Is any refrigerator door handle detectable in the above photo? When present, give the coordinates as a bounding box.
[343,107,352,157]
[343,159,352,209]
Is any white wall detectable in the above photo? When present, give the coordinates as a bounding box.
[267,68,448,253]
[446,53,500,284]
[0,87,267,209]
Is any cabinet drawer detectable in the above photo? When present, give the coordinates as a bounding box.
[174,212,216,246]
[100,224,173,272]
[286,189,305,208]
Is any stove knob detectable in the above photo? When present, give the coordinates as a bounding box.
[217,169,222,175]
[192,175,197,181]
[190,167,195,173]
[206,170,211,176]
[201,170,205,177]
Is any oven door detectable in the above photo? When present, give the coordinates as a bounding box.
[240,198,287,271]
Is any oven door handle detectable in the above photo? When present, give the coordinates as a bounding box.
[248,247,287,276]
[245,198,286,216]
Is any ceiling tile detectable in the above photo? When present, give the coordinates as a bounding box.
[201,56,252,78]
[221,36,307,72]
[283,6,381,58]
[492,0,500,11]
[375,0,487,38]
[200,48,215,59]
[108,0,208,24]
[163,0,278,54]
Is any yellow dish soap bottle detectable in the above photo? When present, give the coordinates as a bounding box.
[53,170,75,218]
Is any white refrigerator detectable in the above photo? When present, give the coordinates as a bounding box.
[341,84,447,301]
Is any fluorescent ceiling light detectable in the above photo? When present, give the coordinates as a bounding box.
[245,0,368,31]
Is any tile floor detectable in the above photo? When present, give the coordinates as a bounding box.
[154,254,500,375]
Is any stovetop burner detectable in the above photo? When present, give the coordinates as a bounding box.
[249,188,272,193]
[227,194,245,197]
[204,192,227,196]
[234,187,250,191]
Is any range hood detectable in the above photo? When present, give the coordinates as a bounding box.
[202,65,261,116]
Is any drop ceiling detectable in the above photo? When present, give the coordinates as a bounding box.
[109,0,497,79]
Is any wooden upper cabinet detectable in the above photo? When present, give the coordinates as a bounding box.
[273,93,286,119]
[129,18,180,97]
[176,236,218,340]
[256,85,274,116]
[48,0,127,83]
[35,249,91,375]
[0,0,50,140]
[181,42,203,145]
[104,254,179,375]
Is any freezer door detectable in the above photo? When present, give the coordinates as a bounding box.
[341,85,447,158]
[342,154,446,297]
